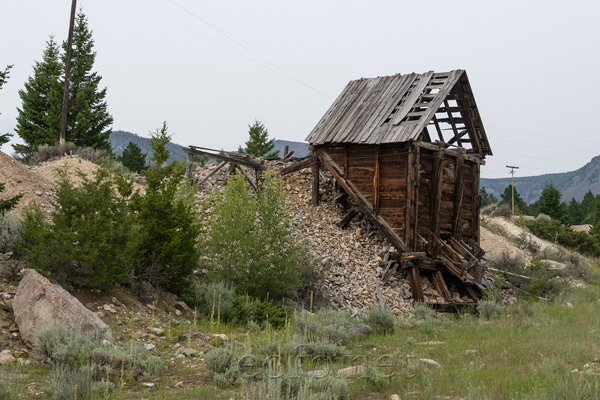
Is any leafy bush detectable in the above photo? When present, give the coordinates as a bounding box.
[492,203,512,218]
[363,305,396,335]
[229,295,292,328]
[130,122,200,294]
[199,170,320,301]
[0,213,21,253]
[38,326,162,398]
[19,167,140,290]
[204,348,240,387]
[182,280,236,320]
[45,365,114,400]
[477,299,504,320]
[520,219,600,257]
[30,142,78,164]
[295,308,354,345]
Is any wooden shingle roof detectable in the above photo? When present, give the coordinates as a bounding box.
[306,69,492,156]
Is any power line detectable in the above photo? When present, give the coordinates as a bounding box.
[164,0,341,89]
[492,137,599,155]
[127,0,334,100]
[488,126,600,145]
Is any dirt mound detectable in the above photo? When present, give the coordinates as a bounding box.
[31,155,101,187]
[0,150,55,215]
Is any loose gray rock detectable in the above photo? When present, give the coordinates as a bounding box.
[12,271,113,349]
[337,365,366,378]
[419,358,442,368]
[0,350,16,364]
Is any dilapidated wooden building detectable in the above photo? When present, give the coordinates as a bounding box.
[306,70,493,306]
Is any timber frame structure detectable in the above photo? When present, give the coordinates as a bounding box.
[305,70,493,307]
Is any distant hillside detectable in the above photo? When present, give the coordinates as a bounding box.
[481,155,600,203]
[110,131,310,163]
[109,131,187,164]
[272,139,310,158]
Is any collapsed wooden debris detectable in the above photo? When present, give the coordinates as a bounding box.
[184,69,494,310]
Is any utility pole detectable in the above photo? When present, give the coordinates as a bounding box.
[59,0,77,146]
[506,165,519,214]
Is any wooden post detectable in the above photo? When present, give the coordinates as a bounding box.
[59,0,77,146]
[284,145,289,158]
[452,157,465,240]
[312,160,320,206]
[186,152,194,183]
[405,145,414,248]
[473,163,481,245]
[373,146,380,215]
[429,151,444,242]
[413,146,421,250]
[408,265,424,302]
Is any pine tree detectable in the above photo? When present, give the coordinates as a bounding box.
[1,65,23,214]
[238,120,279,158]
[581,190,595,224]
[64,11,113,150]
[538,183,569,223]
[118,142,147,173]
[14,36,63,158]
[499,184,528,214]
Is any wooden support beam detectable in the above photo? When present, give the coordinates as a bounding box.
[472,163,481,245]
[373,146,380,215]
[197,161,228,186]
[282,150,295,160]
[277,156,316,175]
[405,146,414,248]
[182,147,266,170]
[312,161,320,206]
[317,148,406,252]
[452,157,465,240]
[429,151,444,244]
[238,166,257,191]
[186,152,194,182]
[337,208,359,228]
[408,266,424,302]
[413,146,421,250]
[432,271,453,302]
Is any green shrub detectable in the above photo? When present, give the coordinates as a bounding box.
[363,305,396,335]
[295,308,354,345]
[492,203,512,218]
[477,299,504,320]
[182,280,236,320]
[204,348,240,387]
[45,365,114,400]
[229,295,292,328]
[0,363,26,399]
[38,325,163,382]
[199,171,320,300]
[18,167,140,290]
[30,142,78,164]
[521,219,600,257]
[0,213,21,253]
[130,122,200,294]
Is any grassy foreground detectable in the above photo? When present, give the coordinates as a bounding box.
[2,279,600,399]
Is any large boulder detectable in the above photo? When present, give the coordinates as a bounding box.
[12,271,113,349]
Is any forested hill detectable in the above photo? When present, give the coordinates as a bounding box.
[109,130,310,163]
[109,131,187,164]
[481,155,600,204]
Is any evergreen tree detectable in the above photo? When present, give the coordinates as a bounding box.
[568,197,583,225]
[499,184,528,214]
[118,142,147,173]
[0,66,23,214]
[538,183,569,223]
[590,195,600,239]
[131,122,200,294]
[14,37,63,158]
[64,11,113,150]
[480,187,498,208]
[581,190,596,224]
[238,120,279,158]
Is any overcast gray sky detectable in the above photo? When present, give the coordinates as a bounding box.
[1,0,598,178]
